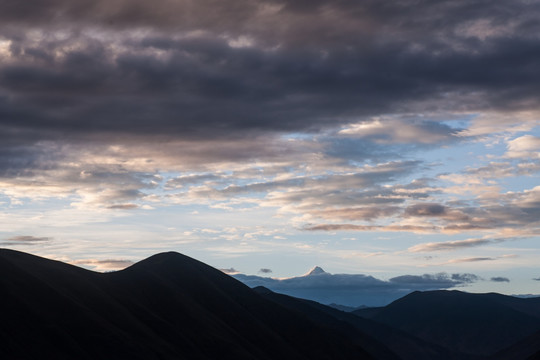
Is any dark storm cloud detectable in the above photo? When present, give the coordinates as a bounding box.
[0,0,539,237]
[258,268,272,274]
[491,276,510,283]
[0,140,64,177]
[0,0,539,153]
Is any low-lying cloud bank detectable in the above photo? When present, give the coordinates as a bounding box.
[233,267,480,306]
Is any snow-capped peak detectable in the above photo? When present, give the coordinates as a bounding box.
[305,266,328,276]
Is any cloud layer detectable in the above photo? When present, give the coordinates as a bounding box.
[0,0,539,289]
[234,267,480,306]
[1,0,540,146]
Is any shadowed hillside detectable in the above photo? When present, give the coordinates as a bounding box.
[3,248,540,360]
[354,290,540,357]
[253,286,477,360]
[0,249,374,360]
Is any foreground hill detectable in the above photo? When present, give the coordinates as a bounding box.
[354,290,540,357]
[0,249,374,360]
[492,330,540,360]
[253,286,475,360]
[4,248,540,359]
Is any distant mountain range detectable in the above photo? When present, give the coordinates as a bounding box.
[232,266,482,307]
[2,249,540,359]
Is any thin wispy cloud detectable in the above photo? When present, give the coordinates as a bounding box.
[409,238,508,252]
[1,236,52,246]
[447,257,497,264]
[220,268,239,275]
[71,259,134,271]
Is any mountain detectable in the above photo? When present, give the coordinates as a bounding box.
[305,266,328,276]
[327,303,368,312]
[492,330,540,360]
[0,249,375,360]
[252,286,401,360]
[253,286,476,360]
[232,269,400,307]
[233,267,482,307]
[354,290,540,357]
[4,248,540,359]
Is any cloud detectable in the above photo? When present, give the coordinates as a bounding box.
[506,135,540,158]
[451,273,481,283]
[491,277,510,283]
[404,203,447,217]
[0,0,539,152]
[533,277,540,281]
[106,204,139,210]
[233,268,480,306]
[388,273,480,288]
[5,235,50,242]
[304,223,437,233]
[447,257,497,263]
[219,268,239,274]
[339,117,461,144]
[310,206,402,221]
[409,237,507,252]
[1,235,52,246]
[72,259,134,271]
[0,0,539,271]
[258,268,272,274]
[389,273,466,288]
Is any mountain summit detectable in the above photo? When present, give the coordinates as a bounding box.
[306,266,328,276]
[0,249,374,360]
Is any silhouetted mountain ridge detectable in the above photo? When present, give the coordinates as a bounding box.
[0,249,375,360]
[354,289,540,357]
[3,249,540,360]
[252,286,474,360]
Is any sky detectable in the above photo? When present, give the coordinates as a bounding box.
[1,0,540,300]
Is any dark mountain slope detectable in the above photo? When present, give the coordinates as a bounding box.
[353,306,384,319]
[491,330,540,360]
[252,286,401,360]
[366,290,540,357]
[0,249,374,360]
[254,286,479,360]
[484,293,540,319]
